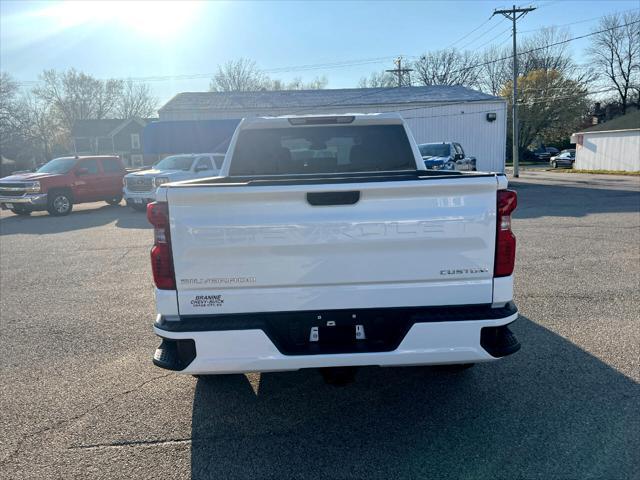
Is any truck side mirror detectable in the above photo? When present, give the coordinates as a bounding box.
[455,153,464,160]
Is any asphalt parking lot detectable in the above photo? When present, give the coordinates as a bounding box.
[1,171,638,479]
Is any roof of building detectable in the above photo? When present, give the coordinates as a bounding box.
[159,85,502,113]
[72,118,157,137]
[578,109,640,134]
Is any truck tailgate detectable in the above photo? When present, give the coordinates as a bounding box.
[168,176,498,315]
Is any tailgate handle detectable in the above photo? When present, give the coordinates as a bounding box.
[306,191,360,206]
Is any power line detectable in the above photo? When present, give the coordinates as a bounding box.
[456,19,507,50]
[470,26,513,51]
[15,56,401,87]
[445,16,496,49]
[435,18,640,83]
[519,7,640,33]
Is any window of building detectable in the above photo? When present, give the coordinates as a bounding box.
[131,133,141,150]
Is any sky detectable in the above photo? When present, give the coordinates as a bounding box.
[1,0,638,106]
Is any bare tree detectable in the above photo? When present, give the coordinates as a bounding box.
[357,70,396,88]
[33,69,123,132]
[209,58,268,92]
[269,76,328,91]
[0,73,64,163]
[116,80,158,118]
[300,76,328,90]
[0,72,20,150]
[520,27,575,76]
[587,12,640,114]
[478,45,511,95]
[210,59,327,92]
[413,49,480,88]
[477,28,594,96]
[19,93,64,161]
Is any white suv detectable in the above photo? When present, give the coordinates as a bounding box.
[123,153,224,210]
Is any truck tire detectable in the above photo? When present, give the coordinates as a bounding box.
[47,190,73,216]
[11,206,32,216]
[106,195,123,206]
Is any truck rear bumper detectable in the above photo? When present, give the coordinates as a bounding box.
[153,303,519,374]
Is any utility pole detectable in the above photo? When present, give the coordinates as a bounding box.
[493,5,536,178]
[386,56,413,88]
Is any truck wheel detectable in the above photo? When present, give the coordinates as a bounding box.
[11,206,32,216]
[106,195,122,206]
[47,191,73,216]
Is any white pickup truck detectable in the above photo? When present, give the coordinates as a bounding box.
[148,113,520,376]
[123,153,224,211]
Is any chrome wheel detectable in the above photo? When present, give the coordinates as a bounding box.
[53,195,70,213]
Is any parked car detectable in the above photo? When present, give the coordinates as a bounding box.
[123,153,224,211]
[550,149,575,168]
[0,155,126,216]
[418,142,477,171]
[531,146,560,161]
[149,113,520,378]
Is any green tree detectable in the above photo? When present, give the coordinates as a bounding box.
[501,69,589,152]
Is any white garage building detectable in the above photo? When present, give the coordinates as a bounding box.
[158,86,507,172]
[572,110,640,172]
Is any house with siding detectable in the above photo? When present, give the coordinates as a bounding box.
[72,118,158,167]
[571,110,640,172]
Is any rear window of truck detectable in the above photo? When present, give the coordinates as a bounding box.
[229,125,416,176]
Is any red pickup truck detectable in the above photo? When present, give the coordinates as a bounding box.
[0,155,126,216]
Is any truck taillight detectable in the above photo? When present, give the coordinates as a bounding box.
[147,202,175,290]
[494,189,517,277]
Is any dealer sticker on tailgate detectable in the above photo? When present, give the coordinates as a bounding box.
[190,295,224,308]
